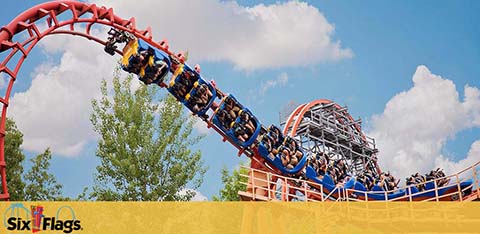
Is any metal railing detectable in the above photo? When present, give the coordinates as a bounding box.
[239,160,480,202]
[240,166,329,202]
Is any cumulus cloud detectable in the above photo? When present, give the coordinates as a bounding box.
[9,34,117,157]
[0,73,7,90]
[9,0,350,157]
[193,118,211,135]
[177,189,208,201]
[260,72,289,94]
[93,0,352,70]
[369,65,480,180]
[436,140,480,176]
[464,85,480,127]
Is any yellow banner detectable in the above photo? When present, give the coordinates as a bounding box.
[1,202,479,234]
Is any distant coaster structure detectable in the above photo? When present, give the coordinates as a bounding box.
[0,1,477,201]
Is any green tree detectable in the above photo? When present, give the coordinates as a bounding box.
[24,148,63,201]
[4,118,26,200]
[90,70,206,201]
[213,162,249,201]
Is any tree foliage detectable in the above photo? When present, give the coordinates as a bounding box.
[4,118,26,200]
[24,148,63,201]
[213,162,249,201]
[90,70,206,201]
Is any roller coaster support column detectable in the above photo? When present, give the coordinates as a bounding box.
[247,156,271,199]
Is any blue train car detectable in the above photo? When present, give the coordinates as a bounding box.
[304,163,474,201]
[184,78,216,117]
[304,165,348,199]
[121,39,143,73]
[210,95,261,148]
[121,39,172,85]
[166,64,197,99]
[257,126,307,175]
[138,41,171,85]
[349,179,473,201]
[166,64,216,116]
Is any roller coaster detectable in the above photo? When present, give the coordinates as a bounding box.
[0,1,478,202]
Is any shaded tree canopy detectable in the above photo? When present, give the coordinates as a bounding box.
[90,70,207,201]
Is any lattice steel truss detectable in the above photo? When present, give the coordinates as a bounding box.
[282,100,380,177]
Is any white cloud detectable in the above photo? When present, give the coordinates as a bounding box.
[0,73,7,90]
[190,190,208,201]
[9,34,117,157]
[369,65,480,180]
[260,72,289,94]
[464,85,480,127]
[177,188,208,201]
[193,118,211,135]
[8,0,350,157]
[436,140,480,177]
[93,0,352,70]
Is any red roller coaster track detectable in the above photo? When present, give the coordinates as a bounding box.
[283,99,362,137]
[1,1,478,202]
[0,0,191,200]
[281,99,381,172]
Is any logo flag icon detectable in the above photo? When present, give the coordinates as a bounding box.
[31,205,43,233]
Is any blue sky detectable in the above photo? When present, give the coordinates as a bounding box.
[1,0,479,199]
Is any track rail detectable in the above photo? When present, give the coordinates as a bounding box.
[0,0,195,200]
[0,0,278,201]
[281,99,381,176]
[241,160,480,202]
[283,99,362,138]
[0,1,477,202]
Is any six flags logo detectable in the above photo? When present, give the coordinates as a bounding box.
[4,203,82,233]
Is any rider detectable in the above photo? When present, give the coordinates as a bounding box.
[261,134,273,159]
[327,163,338,185]
[310,153,326,180]
[362,169,375,190]
[270,126,283,148]
[317,155,327,178]
[141,59,168,85]
[171,71,193,98]
[280,137,294,169]
[280,145,291,168]
[128,49,151,74]
[232,121,249,143]
[379,171,399,191]
[287,139,302,169]
[224,97,240,119]
[238,110,255,135]
[411,172,426,191]
[425,168,449,187]
[333,160,347,183]
[190,84,212,113]
[436,169,449,187]
[217,109,233,130]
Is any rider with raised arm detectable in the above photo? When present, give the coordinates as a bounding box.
[128,49,151,74]
[409,172,426,191]
[379,171,398,191]
[141,60,168,85]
